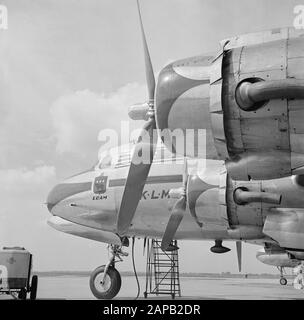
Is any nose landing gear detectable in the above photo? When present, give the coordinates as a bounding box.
[89,244,128,299]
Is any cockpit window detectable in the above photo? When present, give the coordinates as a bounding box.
[98,153,112,169]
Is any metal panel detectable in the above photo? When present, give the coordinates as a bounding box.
[221,50,244,156]
[291,152,304,170]
[222,88,241,120]
[210,113,226,141]
[219,169,229,228]
[239,99,288,120]
[292,166,304,175]
[289,99,304,111]
[222,28,289,50]
[219,169,227,206]
[195,189,225,228]
[240,118,289,150]
[291,134,304,154]
[210,52,223,84]
[290,109,304,134]
[209,82,222,112]
[213,139,229,160]
[230,47,243,66]
[288,57,304,79]
[288,27,304,39]
[288,70,304,167]
[237,68,289,155]
[168,84,211,131]
[228,154,292,181]
[209,49,229,159]
[239,69,286,83]
[287,38,304,58]
[240,40,286,74]
[224,119,243,150]
[236,206,263,226]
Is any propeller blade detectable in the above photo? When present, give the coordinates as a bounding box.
[136,0,155,102]
[236,241,242,272]
[117,119,157,235]
[143,237,147,256]
[182,160,188,190]
[161,196,186,251]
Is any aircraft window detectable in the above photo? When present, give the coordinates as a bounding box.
[98,154,112,169]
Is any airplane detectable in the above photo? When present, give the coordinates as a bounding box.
[256,246,301,285]
[46,139,304,299]
[46,1,304,299]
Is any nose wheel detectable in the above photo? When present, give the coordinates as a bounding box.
[89,244,128,299]
[90,265,121,299]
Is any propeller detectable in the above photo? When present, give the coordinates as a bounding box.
[116,0,158,235]
[161,161,188,251]
[236,241,242,272]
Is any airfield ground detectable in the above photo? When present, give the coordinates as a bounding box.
[2,274,302,300]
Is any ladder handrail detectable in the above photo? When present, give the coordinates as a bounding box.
[144,239,181,297]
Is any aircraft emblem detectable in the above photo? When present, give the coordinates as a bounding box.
[93,174,108,194]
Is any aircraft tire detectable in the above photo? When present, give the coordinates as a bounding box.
[280,277,287,286]
[30,275,38,300]
[90,265,121,299]
[18,288,27,300]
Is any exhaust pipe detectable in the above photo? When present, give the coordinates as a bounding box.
[235,78,304,111]
[233,187,282,205]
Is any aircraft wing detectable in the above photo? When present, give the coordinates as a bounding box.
[263,208,304,251]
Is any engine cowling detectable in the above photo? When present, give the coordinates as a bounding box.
[186,161,228,231]
[184,160,268,240]
[222,28,304,180]
[155,55,218,159]
[155,27,304,180]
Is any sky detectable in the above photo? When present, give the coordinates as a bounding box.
[0,0,301,275]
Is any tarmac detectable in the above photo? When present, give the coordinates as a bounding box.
[2,275,303,300]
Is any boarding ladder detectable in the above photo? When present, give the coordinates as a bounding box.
[144,239,181,299]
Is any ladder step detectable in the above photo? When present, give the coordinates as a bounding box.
[152,261,177,264]
[154,290,180,293]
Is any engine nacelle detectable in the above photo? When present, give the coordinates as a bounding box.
[155,27,304,180]
[184,160,279,241]
[256,248,300,268]
[222,28,304,180]
[183,159,304,244]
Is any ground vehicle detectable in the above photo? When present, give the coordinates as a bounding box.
[0,247,38,300]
